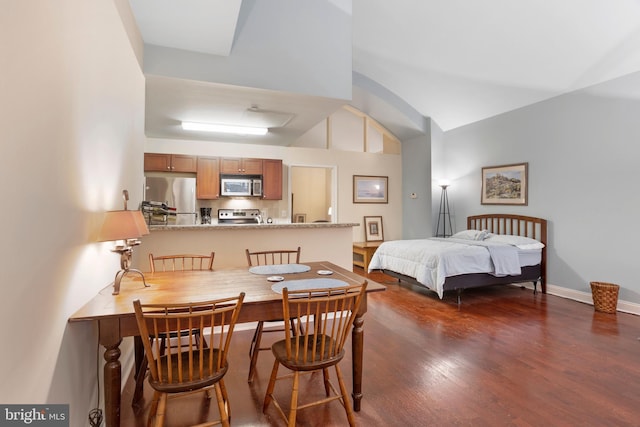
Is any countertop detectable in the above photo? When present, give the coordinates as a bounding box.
[149,222,359,231]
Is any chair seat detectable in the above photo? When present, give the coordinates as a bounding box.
[150,349,228,393]
[271,335,344,371]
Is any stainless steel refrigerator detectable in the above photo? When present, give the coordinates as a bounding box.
[144,176,197,225]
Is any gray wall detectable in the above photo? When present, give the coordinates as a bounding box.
[402,126,432,239]
[442,71,640,304]
[144,0,352,100]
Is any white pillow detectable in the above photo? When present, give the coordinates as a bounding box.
[450,229,490,241]
[485,234,545,250]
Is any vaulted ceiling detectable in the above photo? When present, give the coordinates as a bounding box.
[129,0,640,143]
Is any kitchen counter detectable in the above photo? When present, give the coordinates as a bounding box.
[149,222,358,231]
[134,222,360,270]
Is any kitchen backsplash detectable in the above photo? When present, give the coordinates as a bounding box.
[195,199,289,223]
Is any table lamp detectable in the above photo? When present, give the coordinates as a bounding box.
[98,190,150,295]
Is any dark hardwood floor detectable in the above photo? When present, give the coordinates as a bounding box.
[121,268,640,426]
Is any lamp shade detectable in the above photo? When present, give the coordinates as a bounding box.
[98,210,149,242]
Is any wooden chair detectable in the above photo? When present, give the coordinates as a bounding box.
[245,247,301,383]
[148,252,215,273]
[133,252,216,404]
[263,282,368,426]
[133,294,244,427]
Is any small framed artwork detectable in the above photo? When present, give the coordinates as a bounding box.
[481,162,528,205]
[353,175,388,204]
[364,216,384,241]
[294,213,306,223]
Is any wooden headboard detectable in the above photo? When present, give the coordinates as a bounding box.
[468,214,547,289]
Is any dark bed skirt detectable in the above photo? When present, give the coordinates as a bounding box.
[381,265,545,295]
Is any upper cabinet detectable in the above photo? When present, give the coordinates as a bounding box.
[144,153,197,173]
[262,159,283,200]
[220,158,263,175]
[196,157,220,200]
[144,154,281,200]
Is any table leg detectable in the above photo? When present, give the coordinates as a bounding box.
[351,313,364,411]
[99,318,122,427]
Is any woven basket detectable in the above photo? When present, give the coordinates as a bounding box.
[590,282,619,314]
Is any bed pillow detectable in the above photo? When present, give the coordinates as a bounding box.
[485,234,545,249]
[450,229,490,241]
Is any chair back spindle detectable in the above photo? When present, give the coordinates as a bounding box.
[149,252,215,273]
[245,247,301,266]
[134,294,244,388]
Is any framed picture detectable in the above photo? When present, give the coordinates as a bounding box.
[353,175,388,204]
[294,213,306,223]
[481,162,528,205]
[364,216,384,241]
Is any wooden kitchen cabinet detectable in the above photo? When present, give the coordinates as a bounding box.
[220,157,263,175]
[262,159,282,200]
[144,153,197,172]
[196,157,220,199]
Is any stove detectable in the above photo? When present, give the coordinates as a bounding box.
[217,208,261,224]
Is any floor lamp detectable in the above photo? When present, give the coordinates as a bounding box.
[435,184,453,237]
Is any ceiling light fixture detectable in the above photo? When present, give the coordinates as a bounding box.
[181,121,268,135]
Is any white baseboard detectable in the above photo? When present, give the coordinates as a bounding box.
[537,282,640,316]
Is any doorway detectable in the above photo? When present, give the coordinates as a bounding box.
[290,165,336,223]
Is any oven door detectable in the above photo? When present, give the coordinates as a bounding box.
[221,179,252,196]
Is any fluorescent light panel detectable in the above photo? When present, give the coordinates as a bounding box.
[181,121,268,135]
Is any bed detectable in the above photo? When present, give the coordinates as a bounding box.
[368,214,547,303]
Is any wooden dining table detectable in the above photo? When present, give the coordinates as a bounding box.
[69,261,385,427]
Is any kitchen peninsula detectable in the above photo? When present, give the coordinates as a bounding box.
[132,222,359,271]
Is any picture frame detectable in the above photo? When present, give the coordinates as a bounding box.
[364,216,384,241]
[294,213,306,223]
[353,175,388,204]
[481,162,528,205]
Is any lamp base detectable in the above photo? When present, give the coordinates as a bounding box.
[112,268,149,295]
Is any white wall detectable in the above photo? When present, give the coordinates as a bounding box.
[443,71,640,305]
[0,0,145,421]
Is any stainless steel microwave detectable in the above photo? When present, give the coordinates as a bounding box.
[221,178,262,197]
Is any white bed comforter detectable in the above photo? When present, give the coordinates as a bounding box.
[367,238,526,299]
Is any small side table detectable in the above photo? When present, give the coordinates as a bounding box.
[352,241,383,273]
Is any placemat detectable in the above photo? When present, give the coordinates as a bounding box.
[249,263,311,275]
[271,278,348,294]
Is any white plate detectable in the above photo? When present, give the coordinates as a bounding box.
[267,276,284,282]
[317,270,333,275]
